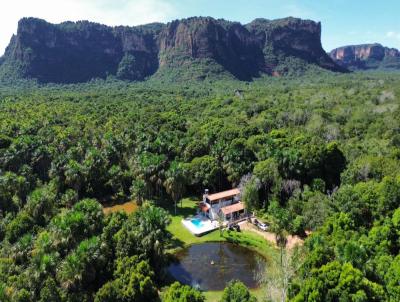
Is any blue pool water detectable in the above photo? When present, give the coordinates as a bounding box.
[191,218,203,228]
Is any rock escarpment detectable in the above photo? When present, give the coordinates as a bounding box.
[246,17,346,74]
[1,18,161,83]
[330,44,400,70]
[158,17,266,80]
[0,16,345,83]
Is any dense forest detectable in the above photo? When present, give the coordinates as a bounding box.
[0,71,400,301]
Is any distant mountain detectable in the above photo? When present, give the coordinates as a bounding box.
[0,16,345,84]
[330,44,400,70]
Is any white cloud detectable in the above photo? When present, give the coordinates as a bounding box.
[386,31,400,40]
[386,31,395,37]
[0,0,178,55]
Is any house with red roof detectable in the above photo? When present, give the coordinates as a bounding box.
[199,188,246,222]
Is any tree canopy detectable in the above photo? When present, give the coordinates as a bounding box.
[0,72,400,301]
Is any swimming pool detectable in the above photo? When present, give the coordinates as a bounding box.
[190,218,203,228]
[182,215,218,236]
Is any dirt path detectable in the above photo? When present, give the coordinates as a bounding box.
[239,221,304,249]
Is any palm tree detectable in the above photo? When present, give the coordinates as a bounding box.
[275,228,288,267]
[268,200,289,266]
[130,179,146,205]
[217,213,225,237]
[164,161,186,214]
[163,177,177,214]
[268,201,291,302]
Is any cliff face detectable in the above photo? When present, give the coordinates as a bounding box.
[0,16,345,83]
[1,18,161,83]
[330,44,400,70]
[246,17,346,73]
[158,17,266,80]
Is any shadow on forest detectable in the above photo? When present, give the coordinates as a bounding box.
[156,198,199,218]
[174,205,197,217]
[168,237,186,249]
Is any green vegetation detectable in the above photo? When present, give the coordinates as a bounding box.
[166,198,223,246]
[162,282,205,302]
[0,71,400,301]
[219,280,257,302]
[95,256,159,302]
[203,289,265,302]
[166,198,276,260]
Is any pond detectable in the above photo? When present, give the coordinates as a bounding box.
[168,242,266,291]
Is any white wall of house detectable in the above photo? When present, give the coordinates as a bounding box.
[208,207,220,220]
[207,197,239,220]
[202,193,242,221]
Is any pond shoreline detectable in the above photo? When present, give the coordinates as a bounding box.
[163,198,279,301]
[167,241,266,291]
[104,198,275,301]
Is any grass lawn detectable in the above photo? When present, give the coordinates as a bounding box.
[162,197,277,301]
[166,198,226,247]
[165,198,277,259]
[204,287,265,302]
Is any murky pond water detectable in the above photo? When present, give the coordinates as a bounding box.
[168,242,265,291]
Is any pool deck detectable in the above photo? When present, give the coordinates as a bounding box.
[182,215,219,236]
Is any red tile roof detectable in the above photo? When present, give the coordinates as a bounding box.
[207,188,240,202]
[198,202,210,212]
[220,202,245,215]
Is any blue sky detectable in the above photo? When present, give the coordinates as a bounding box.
[1,0,399,55]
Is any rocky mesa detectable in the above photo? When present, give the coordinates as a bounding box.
[330,43,400,70]
[0,16,345,83]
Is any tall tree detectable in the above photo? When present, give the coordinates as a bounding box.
[253,158,281,208]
